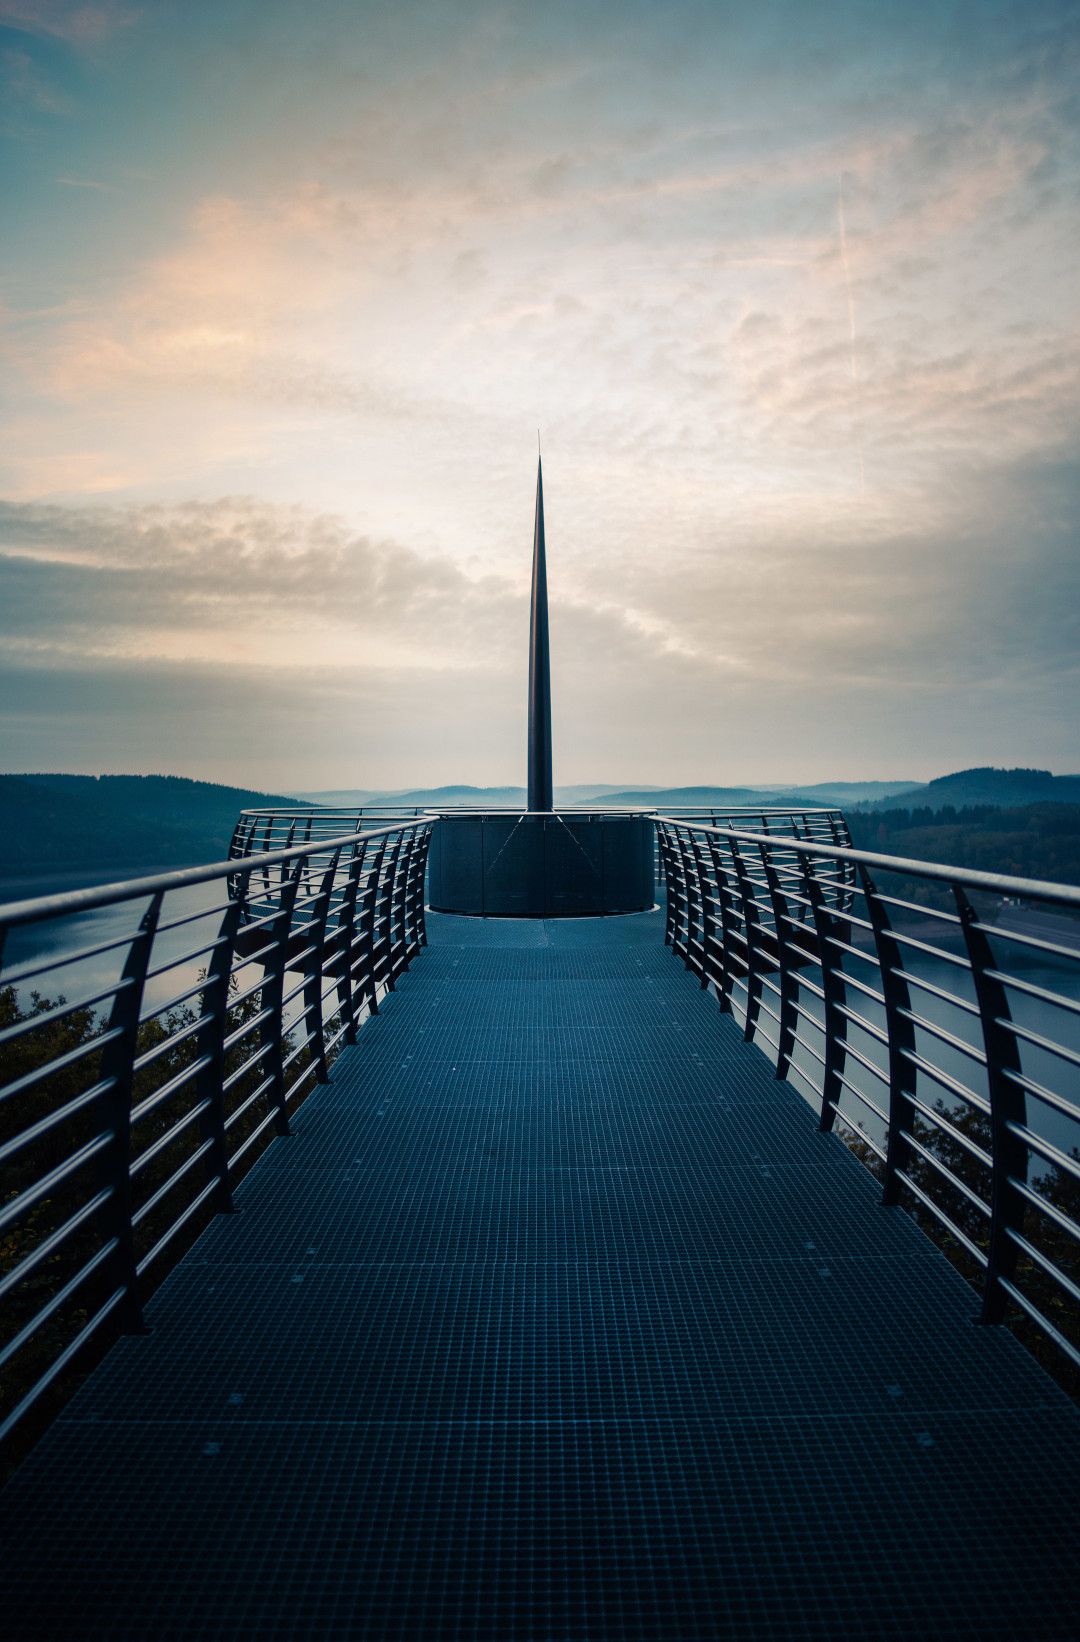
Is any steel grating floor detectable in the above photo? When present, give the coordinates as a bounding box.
[3,908,1079,1639]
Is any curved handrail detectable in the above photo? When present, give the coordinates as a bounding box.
[655,814,1080,1383]
[0,816,435,1450]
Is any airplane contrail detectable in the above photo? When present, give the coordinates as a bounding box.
[837,172,865,494]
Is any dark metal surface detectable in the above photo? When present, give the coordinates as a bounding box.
[427,811,654,917]
[0,818,433,1448]
[2,907,1078,1639]
[656,816,1080,1375]
[527,454,552,811]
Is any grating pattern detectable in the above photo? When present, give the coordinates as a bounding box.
[3,908,1079,1639]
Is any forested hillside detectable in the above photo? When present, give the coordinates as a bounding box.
[0,775,304,890]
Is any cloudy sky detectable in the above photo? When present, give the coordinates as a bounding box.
[1,0,1077,793]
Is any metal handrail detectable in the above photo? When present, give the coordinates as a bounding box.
[655,815,1080,1380]
[0,816,435,1448]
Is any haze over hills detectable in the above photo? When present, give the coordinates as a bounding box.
[294,784,666,807]
[2,768,1079,897]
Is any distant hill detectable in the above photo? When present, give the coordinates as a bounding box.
[0,774,307,893]
[862,768,1080,811]
[292,784,666,807]
[845,801,1080,912]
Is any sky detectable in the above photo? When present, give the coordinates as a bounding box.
[1,0,1078,794]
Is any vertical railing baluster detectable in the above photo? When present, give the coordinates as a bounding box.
[861,866,917,1192]
[954,886,1027,1323]
[98,890,164,1332]
[192,885,245,1212]
[357,835,387,1016]
[704,832,736,1013]
[258,858,303,1136]
[731,839,767,1044]
[411,821,430,952]
[657,824,677,946]
[377,832,404,994]
[805,860,851,1134]
[760,842,799,1081]
[302,850,340,1086]
[690,830,716,991]
[335,841,364,1047]
[679,829,704,979]
[393,830,416,974]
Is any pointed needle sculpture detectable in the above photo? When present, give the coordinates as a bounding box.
[527,445,553,812]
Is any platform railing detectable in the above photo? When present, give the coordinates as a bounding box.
[230,803,851,889]
[0,817,434,1448]
[656,817,1080,1377]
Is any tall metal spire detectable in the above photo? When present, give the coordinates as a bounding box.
[527,451,553,811]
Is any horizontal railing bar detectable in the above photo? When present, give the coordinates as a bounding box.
[658,818,1080,909]
[897,1128,992,1218]
[896,1007,987,1065]
[0,1079,113,1168]
[996,1018,1080,1070]
[898,968,981,1017]
[898,1048,990,1115]
[893,1170,988,1267]
[0,1029,119,1106]
[222,1076,276,1131]
[0,990,128,1052]
[832,1070,888,1125]
[995,1277,1080,1370]
[1004,1123,1080,1186]
[0,1189,113,1303]
[999,1068,1079,1125]
[130,1099,213,1178]
[130,1138,215,1227]
[970,920,1080,965]
[905,1095,993,1167]
[0,1133,113,1234]
[130,1056,211,1127]
[0,1240,118,1371]
[136,1178,222,1277]
[1004,1227,1080,1307]
[984,970,1080,1019]
[824,1103,886,1159]
[0,1288,127,1445]
[1010,1177,1080,1245]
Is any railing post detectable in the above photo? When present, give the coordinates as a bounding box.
[759,841,799,1082]
[302,851,340,1085]
[679,828,705,980]
[406,824,431,954]
[703,832,737,1014]
[731,839,768,1044]
[258,858,303,1135]
[657,824,678,946]
[954,886,1027,1323]
[334,841,364,1047]
[376,832,405,994]
[689,830,716,991]
[98,890,163,1332]
[192,886,245,1213]
[357,836,387,1016]
[805,860,851,1134]
[392,829,417,975]
[861,865,917,1195]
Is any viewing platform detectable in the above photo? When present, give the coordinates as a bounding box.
[2,810,1079,1637]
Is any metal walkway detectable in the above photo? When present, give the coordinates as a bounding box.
[4,910,1079,1639]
